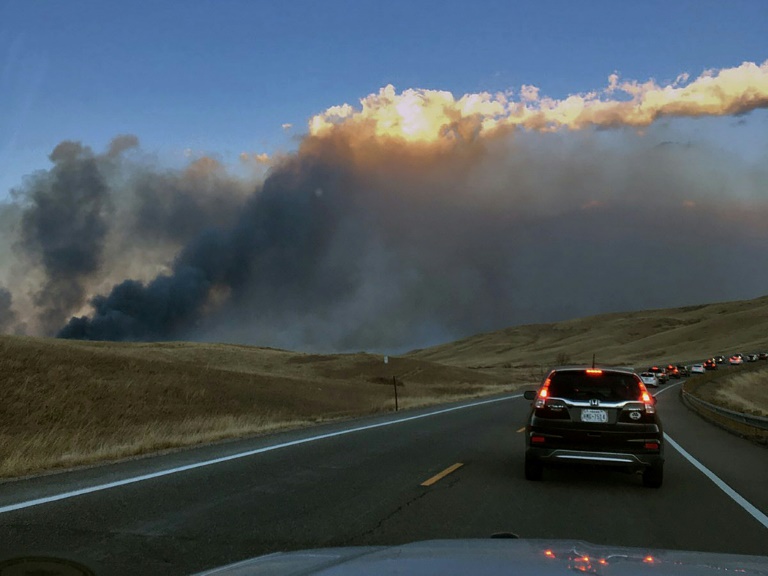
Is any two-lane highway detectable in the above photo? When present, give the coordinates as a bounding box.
[0,385,766,575]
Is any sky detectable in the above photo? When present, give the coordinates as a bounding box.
[1,0,767,351]
[2,0,767,196]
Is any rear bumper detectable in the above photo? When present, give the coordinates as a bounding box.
[526,446,663,469]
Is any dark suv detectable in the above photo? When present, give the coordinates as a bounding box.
[523,367,664,487]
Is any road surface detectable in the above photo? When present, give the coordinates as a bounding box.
[0,381,766,575]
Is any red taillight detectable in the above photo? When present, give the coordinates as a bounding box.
[644,442,660,450]
[637,381,655,413]
[531,435,546,444]
[535,377,551,408]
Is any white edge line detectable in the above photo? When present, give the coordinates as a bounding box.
[652,381,682,397]
[664,433,768,530]
[656,381,768,529]
[0,394,522,515]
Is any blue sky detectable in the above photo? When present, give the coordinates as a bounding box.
[1,0,767,200]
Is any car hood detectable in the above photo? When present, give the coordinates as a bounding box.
[192,539,768,575]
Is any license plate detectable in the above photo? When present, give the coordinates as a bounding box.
[581,409,608,423]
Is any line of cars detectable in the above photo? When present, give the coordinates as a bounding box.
[690,351,768,372]
[638,364,688,388]
[638,351,768,385]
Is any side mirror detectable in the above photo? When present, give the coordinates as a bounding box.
[523,390,537,400]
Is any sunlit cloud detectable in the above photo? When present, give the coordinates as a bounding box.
[309,61,768,144]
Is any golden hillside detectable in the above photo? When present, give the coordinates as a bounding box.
[406,295,768,371]
[0,336,513,478]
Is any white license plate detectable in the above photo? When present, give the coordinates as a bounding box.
[581,409,608,423]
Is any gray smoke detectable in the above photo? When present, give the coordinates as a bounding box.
[6,136,255,336]
[60,152,356,340]
[18,140,113,334]
[53,125,768,350]
[2,120,767,350]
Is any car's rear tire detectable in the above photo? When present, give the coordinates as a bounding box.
[642,463,663,488]
[525,457,543,481]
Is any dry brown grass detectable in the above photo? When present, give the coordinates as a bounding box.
[407,295,768,373]
[0,336,516,479]
[690,365,768,417]
[682,363,768,443]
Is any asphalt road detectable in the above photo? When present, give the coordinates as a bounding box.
[0,381,766,575]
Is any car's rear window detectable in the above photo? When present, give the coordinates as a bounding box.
[547,370,641,401]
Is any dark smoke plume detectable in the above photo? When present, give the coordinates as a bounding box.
[55,127,768,351]
[18,140,114,334]
[8,136,251,337]
[60,151,357,340]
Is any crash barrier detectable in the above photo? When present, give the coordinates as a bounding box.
[681,387,768,444]
[681,388,768,430]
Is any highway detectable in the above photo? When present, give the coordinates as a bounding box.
[0,380,766,575]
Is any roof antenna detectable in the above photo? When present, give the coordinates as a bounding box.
[592,353,596,369]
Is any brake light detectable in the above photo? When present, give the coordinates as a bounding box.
[535,377,551,408]
[531,435,546,444]
[637,381,656,413]
[644,442,660,450]
[586,368,603,375]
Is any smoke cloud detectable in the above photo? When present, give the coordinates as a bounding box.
[2,61,768,350]
[17,141,114,334]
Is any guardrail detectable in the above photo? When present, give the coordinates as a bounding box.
[681,388,768,432]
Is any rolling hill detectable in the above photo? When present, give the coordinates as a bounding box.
[406,295,768,371]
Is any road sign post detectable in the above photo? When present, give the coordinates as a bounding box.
[393,376,399,411]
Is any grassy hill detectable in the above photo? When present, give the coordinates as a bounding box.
[0,336,514,479]
[406,295,768,371]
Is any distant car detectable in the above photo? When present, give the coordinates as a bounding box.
[746,353,759,362]
[730,355,744,365]
[714,355,725,364]
[676,365,690,377]
[759,352,768,360]
[523,366,664,487]
[690,364,706,374]
[648,366,669,383]
[665,365,680,379]
[703,359,717,370]
[639,372,660,388]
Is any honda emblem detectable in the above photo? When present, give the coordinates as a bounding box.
[589,399,600,407]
